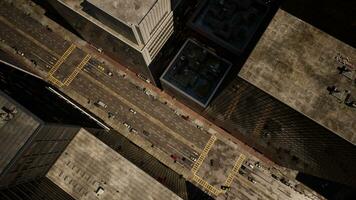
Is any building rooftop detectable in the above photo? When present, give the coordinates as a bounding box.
[85,0,158,25]
[46,128,183,200]
[189,0,271,54]
[0,92,40,174]
[239,9,356,144]
[161,39,231,107]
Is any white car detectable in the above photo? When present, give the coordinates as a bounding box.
[129,108,137,114]
[94,100,107,108]
[189,155,197,162]
[130,128,138,134]
[123,122,131,129]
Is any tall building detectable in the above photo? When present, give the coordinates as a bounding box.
[160,39,231,110]
[203,9,356,187]
[0,178,75,200]
[48,0,176,84]
[45,128,211,200]
[0,61,100,188]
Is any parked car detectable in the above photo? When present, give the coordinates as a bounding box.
[130,128,138,134]
[107,112,115,119]
[255,161,261,168]
[143,130,150,136]
[189,155,197,162]
[248,176,256,184]
[123,122,131,129]
[94,100,108,108]
[97,65,105,72]
[129,108,137,114]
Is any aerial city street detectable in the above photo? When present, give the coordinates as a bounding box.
[0,0,355,200]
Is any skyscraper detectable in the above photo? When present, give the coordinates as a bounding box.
[48,0,176,84]
[204,9,356,187]
[160,39,231,110]
[0,178,75,200]
[0,61,100,188]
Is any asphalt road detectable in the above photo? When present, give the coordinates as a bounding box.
[0,1,207,170]
[0,2,324,200]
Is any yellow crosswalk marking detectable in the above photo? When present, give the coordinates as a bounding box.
[48,44,76,76]
[64,54,91,86]
[223,154,246,187]
[192,174,222,196]
[191,135,216,174]
[48,75,64,87]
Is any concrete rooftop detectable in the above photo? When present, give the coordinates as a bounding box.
[0,92,40,174]
[85,0,158,25]
[46,128,182,200]
[239,9,356,144]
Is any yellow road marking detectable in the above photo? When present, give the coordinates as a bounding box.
[48,75,64,87]
[191,154,246,197]
[48,44,76,76]
[223,154,246,187]
[64,54,91,86]
[191,135,216,174]
[192,174,222,196]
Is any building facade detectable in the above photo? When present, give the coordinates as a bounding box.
[0,61,100,188]
[0,178,75,200]
[49,0,175,84]
[203,9,356,187]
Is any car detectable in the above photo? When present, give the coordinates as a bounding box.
[254,162,261,168]
[248,176,256,184]
[94,100,108,108]
[238,169,245,175]
[97,65,105,72]
[247,163,254,169]
[130,128,138,134]
[137,73,148,82]
[17,50,24,56]
[97,48,103,53]
[271,174,279,180]
[143,130,150,136]
[123,122,131,129]
[189,155,197,162]
[192,151,199,156]
[30,59,37,66]
[129,108,137,114]
[220,185,230,190]
[107,112,115,119]
[107,71,113,76]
